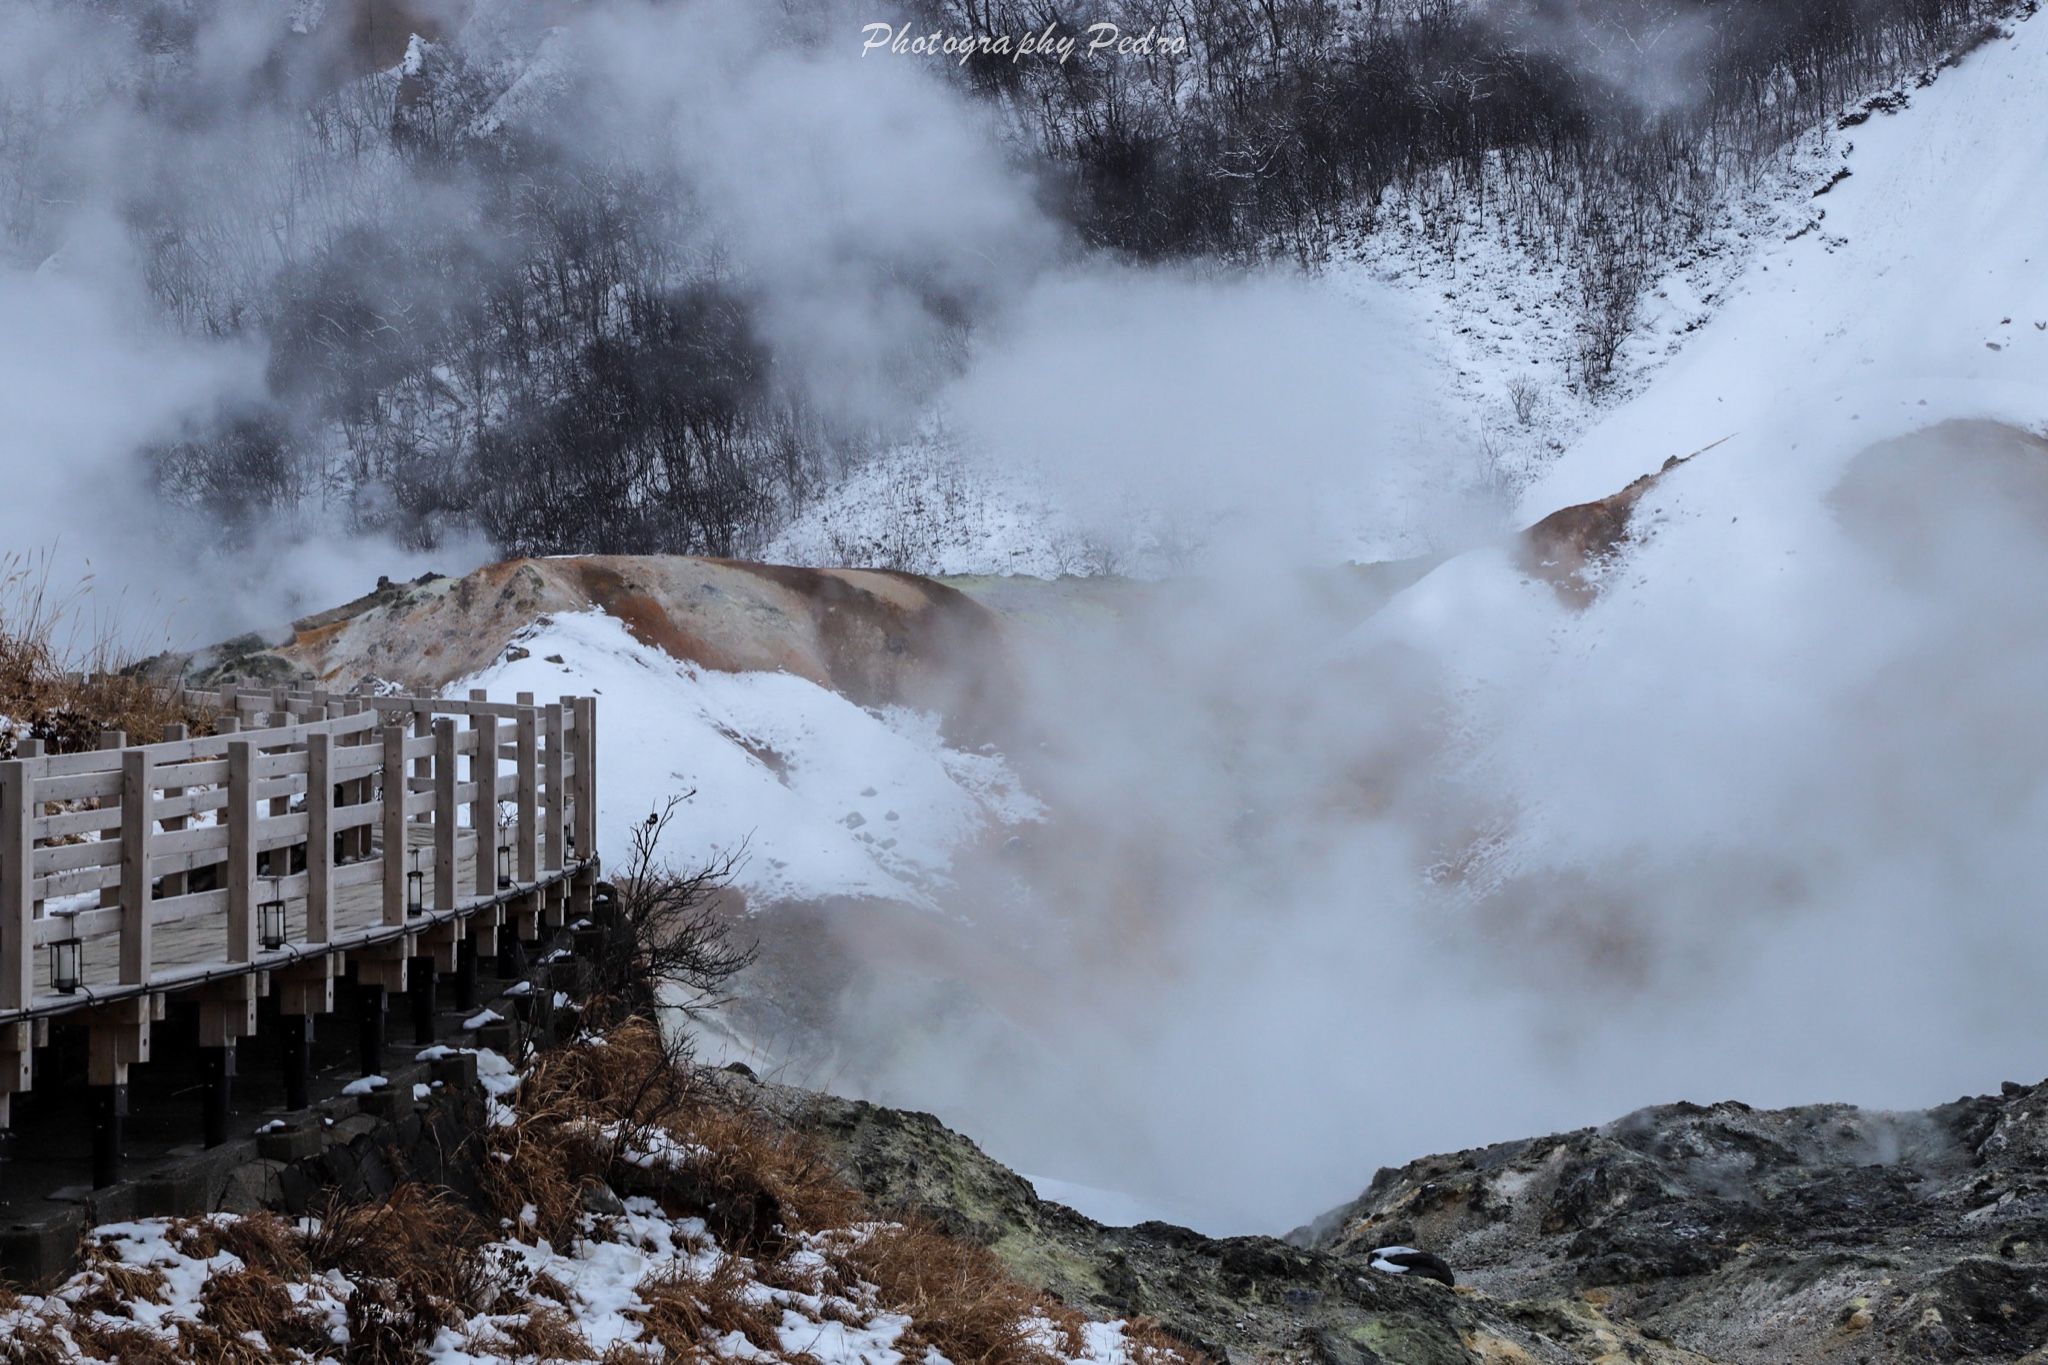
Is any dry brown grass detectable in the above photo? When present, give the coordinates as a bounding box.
[170,1189,497,1364]
[481,1019,861,1251]
[0,554,213,754]
[195,1266,332,1357]
[596,1346,664,1365]
[0,1314,94,1365]
[671,1093,865,1245]
[479,1016,1209,1365]
[167,1211,310,1277]
[1121,1315,1207,1365]
[70,1321,181,1364]
[509,1304,599,1361]
[304,1183,486,1285]
[832,1218,1084,1365]
[628,1255,782,1358]
[68,1238,170,1318]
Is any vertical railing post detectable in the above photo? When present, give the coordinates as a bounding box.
[472,712,498,897]
[97,731,124,909]
[343,698,369,860]
[411,709,432,822]
[0,759,30,1111]
[516,705,539,883]
[571,695,597,862]
[225,739,256,967]
[542,703,565,875]
[1,760,32,1012]
[568,695,596,919]
[306,730,334,945]
[382,714,407,927]
[160,722,188,899]
[119,749,153,986]
[434,717,458,912]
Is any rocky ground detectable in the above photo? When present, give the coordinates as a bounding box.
[750,1078,1704,1365]
[751,1071,2048,1365]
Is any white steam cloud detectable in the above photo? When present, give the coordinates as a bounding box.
[808,415,2048,1235]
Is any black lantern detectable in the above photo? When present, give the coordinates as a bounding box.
[407,849,425,916]
[259,877,288,951]
[497,806,515,889]
[564,820,576,856]
[50,935,82,995]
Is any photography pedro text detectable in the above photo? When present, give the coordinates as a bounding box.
[861,22,1186,65]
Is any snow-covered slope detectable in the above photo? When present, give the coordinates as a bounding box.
[456,612,1038,911]
[1524,15,2048,515]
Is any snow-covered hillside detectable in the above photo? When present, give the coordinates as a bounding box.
[1523,14,2048,513]
[457,612,1039,911]
[767,15,2042,577]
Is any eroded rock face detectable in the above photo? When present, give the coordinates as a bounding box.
[156,555,1017,740]
[1301,1086,2048,1363]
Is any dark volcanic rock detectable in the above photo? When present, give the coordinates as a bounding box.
[738,1077,1719,1365]
[1300,1088,2048,1364]
[733,1068,2048,1363]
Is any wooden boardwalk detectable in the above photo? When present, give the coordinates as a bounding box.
[0,684,598,1131]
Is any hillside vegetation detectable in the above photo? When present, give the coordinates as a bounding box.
[1,0,2019,575]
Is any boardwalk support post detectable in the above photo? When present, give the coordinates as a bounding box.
[90,1083,127,1190]
[411,958,437,1045]
[357,982,387,1078]
[570,695,597,923]
[281,1013,312,1111]
[455,936,479,1011]
[202,1044,234,1149]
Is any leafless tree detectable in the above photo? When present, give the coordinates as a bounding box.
[583,795,758,1031]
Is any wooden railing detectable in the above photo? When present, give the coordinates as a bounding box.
[0,685,597,1117]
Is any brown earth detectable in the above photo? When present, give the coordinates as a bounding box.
[1516,443,1720,608]
[157,556,1017,742]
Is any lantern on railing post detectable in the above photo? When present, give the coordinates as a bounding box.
[49,935,82,996]
[497,808,514,890]
[564,820,576,858]
[259,876,288,952]
[407,848,425,917]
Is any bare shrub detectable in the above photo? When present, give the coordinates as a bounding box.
[1506,374,1542,426]
[1577,241,1646,391]
[584,796,757,1030]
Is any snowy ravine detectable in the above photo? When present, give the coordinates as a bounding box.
[454,611,1041,913]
